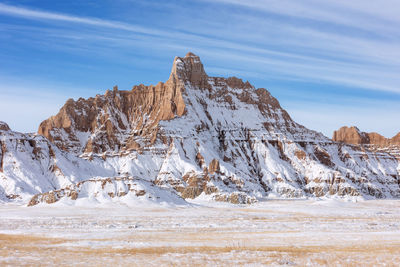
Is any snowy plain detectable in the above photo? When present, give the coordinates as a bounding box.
[1,199,400,266]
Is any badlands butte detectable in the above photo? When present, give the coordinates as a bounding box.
[0,52,400,205]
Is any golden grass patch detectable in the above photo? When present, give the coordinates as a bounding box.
[1,233,400,266]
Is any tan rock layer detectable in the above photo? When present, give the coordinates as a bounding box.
[0,122,10,131]
[28,177,149,206]
[0,141,6,172]
[38,69,187,154]
[333,126,400,147]
[37,52,299,155]
[208,159,220,174]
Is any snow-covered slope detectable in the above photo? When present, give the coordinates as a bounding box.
[28,176,186,207]
[0,123,185,205]
[0,123,113,202]
[1,53,400,205]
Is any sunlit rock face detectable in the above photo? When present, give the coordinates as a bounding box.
[333,126,400,147]
[0,122,10,132]
[333,126,400,159]
[1,53,400,204]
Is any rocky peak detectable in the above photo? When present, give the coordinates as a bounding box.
[393,133,400,143]
[333,126,400,147]
[332,126,369,145]
[0,121,10,131]
[169,52,208,87]
[38,54,190,154]
[225,77,253,90]
[37,52,327,155]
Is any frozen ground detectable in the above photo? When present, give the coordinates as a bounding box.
[1,199,400,266]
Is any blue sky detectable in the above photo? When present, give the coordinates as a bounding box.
[0,0,399,137]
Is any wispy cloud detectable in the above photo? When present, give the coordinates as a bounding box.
[0,1,399,135]
[198,0,400,37]
[1,1,399,93]
[0,3,162,36]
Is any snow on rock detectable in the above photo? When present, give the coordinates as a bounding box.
[1,53,400,205]
[28,176,186,207]
[0,127,115,202]
[0,121,10,131]
[333,126,400,159]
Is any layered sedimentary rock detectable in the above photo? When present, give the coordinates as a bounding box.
[1,53,400,205]
[0,121,115,201]
[38,78,186,154]
[0,122,10,131]
[333,126,400,159]
[333,126,400,147]
[333,126,369,145]
[28,177,185,206]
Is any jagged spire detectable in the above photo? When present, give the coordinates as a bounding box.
[169,52,208,86]
[0,121,10,131]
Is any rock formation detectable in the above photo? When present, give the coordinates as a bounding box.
[1,53,400,205]
[38,75,186,154]
[333,126,400,159]
[37,53,308,156]
[28,177,185,206]
[333,126,369,145]
[0,121,10,131]
[333,126,400,147]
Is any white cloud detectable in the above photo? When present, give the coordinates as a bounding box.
[0,3,167,36]
[0,1,399,135]
[199,0,400,36]
[1,2,399,93]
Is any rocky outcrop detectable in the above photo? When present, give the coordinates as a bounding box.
[333,126,370,145]
[0,124,116,201]
[0,141,6,172]
[208,159,220,174]
[37,53,213,155]
[0,122,10,132]
[37,52,311,156]
[333,126,400,147]
[37,54,206,154]
[28,177,185,206]
[38,81,185,154]
[333,126,400,159]
[169,52,209,87]
[0,121,9,173]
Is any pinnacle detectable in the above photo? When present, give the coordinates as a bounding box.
[0,121,10,131]
[185,52,197,57]
[169,52,208,86]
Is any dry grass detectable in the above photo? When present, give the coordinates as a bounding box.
[1,233,400,266]
[1,201,400,266]
[0,233,67,247]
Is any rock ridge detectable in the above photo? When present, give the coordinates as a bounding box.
[0,121,10,132]
[333,126,400,147]
[333,126,400,159]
